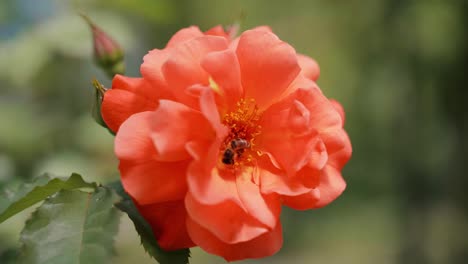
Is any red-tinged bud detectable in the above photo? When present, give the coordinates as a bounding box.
[81,14,125,78]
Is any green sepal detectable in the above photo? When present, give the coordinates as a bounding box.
[91,79,115,135]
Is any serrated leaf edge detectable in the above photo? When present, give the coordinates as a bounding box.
[0,173,97,223]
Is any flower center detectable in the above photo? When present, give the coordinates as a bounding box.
[220,98,262,167]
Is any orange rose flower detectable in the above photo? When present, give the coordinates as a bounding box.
[102,26,351,261]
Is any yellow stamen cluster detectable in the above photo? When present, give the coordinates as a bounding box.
[221,98,262,166]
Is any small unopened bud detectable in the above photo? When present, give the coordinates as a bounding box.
[81,14,125,78]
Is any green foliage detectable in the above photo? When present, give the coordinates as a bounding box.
[0,173,96,223]
[17,187,121,264]
[108,181,191,264]
[0,170,190,264]
[0,248,19,264]
[0,177,47,213]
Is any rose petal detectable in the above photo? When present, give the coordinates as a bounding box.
[167,26,204,47]
[307,138,328,171]
[199,89,230,137]
[162,36,228,109]
[187,162,240,205]
[282,165,346,210]
[185,139,238,203]
[120,160,188,205]
[228,26,272,51]
[330,99,345,126]
[101,76,158,132]
[141,27,209,99]
[258,88,334,175]
[258,131,318,177]
[140,49,174,99]
[187,217,283,262]
[137,200,194,250]
[185,192,269,244]
[259,154,318,196]
[282,188,320,210]
[114,110,196,204]
[186,135,238,204]
[205,25,229,39]
[321,129,352,170]
[251,25,273,33]
[111,74,159,100]
[150,100,214,162]
[186,141,280,243]
[236,169,281,229]
[297,54,320,81]
[279,71,318,102]
[296,163,322,189]
[301,87,342,132]
[201,49,243,111]
[314,165,346,208]
[114,111,157,162]
[229,36,240,50]
[236,29,301,110]
[186,138,274,212]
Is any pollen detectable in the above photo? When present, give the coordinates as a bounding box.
[220,98,262,167]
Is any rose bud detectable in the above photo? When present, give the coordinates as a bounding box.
[81,14,125,78]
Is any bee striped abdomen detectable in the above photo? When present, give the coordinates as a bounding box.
[222,138,251,165]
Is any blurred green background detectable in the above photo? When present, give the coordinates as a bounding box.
[1,0,467,263]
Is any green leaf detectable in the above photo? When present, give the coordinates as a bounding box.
[18,187,121,264]
[0,176,50,213]
[0,173,96,223]
[0,248,18,264]
[108,181,190,264]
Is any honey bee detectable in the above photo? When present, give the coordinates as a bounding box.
[222,138,251,165]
